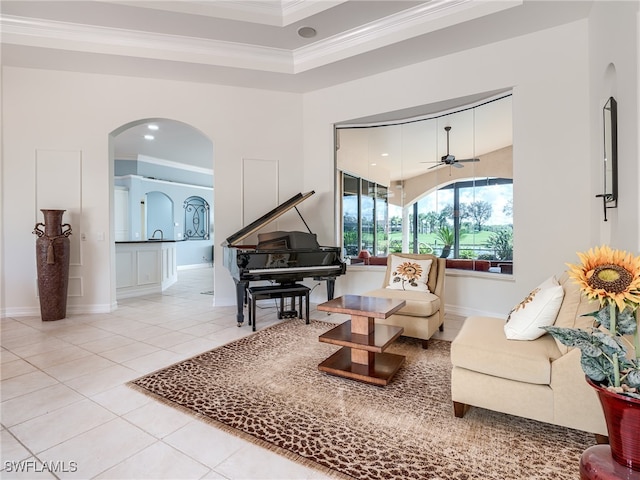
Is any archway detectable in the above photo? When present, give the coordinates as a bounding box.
[109,118,214,303]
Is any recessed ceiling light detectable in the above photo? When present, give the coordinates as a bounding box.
[144,134,154,140]
[147,124,159,130]
[370,163,377,166]
[381,153,389,157]
[297,26,317,38]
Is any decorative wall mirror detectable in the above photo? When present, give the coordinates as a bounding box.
[597,96,617,221]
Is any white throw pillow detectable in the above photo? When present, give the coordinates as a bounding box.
[386,255,432,292]
[504,276,565,340]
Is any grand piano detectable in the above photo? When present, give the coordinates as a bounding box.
[222,191,346,326]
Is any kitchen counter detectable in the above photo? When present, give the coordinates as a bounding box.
[115,241,177,299]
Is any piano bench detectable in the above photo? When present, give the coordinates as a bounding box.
[246,284,311,332]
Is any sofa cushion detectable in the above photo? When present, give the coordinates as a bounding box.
[504,276,564,340]
[451,316,562,384]
[364,288,440,318]
[552,272,600,354]
[386,255,432,292]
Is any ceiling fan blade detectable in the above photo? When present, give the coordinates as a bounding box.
[424,128,479,168]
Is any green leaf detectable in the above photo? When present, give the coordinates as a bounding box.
[616,307,638,335]
[577,341,604,358]
[625,369,640,388]
[590,305,637,335]
[542,326,592,348]
[581,354,609,383]
[590,331,628,362]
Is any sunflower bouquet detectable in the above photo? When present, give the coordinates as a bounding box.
[543,245,640,399]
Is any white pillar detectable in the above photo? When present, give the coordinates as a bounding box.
[402,205,410,253]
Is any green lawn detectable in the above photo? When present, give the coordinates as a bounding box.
[388,231,495,247]
[352,228,508,258]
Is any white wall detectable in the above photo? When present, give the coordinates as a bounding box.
[1,69,303,315]
[2,3,638,319]
[588,1,640,252]
[303,17,633,317]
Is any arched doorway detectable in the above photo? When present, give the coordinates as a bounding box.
[109,119,214,303]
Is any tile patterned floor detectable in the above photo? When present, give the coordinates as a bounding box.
[1,268,463,479]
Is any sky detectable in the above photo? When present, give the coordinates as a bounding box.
[414,183,513,226]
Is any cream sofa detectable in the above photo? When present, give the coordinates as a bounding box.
[363,253,445,349]
[450,272,608,438]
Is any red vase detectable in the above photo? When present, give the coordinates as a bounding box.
[588,377,640,471]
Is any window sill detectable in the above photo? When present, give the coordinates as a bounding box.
[346,264,387,272]
[445,269,515,281]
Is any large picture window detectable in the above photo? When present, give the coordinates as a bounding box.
[336,93,513,274]
[342,175,389,257]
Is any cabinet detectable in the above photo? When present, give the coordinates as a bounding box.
[115,241,177,299]
[114,187,129,242]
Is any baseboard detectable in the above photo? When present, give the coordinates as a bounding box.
[2,303,114,318]
[178,263,213,271]
[1,306,40,318]
[444,303,504,319]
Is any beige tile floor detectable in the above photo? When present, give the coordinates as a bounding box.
[1,268,463,479]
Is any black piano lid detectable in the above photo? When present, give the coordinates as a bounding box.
[222,191,315,247]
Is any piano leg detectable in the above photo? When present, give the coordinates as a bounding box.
[326,277,336,301]
[235,280,248,327]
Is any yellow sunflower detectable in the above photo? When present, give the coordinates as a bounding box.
[567,245,640,311]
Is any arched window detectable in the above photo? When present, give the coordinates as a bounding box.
[183,196,210,240]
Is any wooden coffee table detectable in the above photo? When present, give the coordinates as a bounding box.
[317,294,406,386]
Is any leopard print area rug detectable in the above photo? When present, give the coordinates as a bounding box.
[129,319,594,480]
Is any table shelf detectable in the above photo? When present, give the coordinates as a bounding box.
[317,295,406,386]
[318,348,405,386]
[319,321,403,353]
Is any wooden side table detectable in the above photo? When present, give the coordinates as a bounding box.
[580,445,640,480]
[317,294,406,386]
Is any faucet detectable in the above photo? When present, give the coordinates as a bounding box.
[151,229,164,240]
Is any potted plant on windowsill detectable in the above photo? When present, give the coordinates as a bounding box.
[435,226,454,259]
[543,245,640,471]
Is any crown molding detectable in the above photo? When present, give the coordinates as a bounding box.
[114,155,213,176]
[137,155,213,176]
[293,0,522,72]
[0,0,521,74]
[1,15,293,73]
[112,0,347,26]
[280,0,348,26]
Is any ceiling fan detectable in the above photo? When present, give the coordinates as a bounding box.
[423,126,480,169]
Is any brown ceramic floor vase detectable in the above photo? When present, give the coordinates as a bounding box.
[588,377,640,472]
[33,209,72,321]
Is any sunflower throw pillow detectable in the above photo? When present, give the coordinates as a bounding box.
[386,255,432,292]
[504,276,565,340]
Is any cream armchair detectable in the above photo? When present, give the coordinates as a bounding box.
[363,253,445,349]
